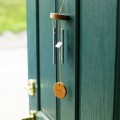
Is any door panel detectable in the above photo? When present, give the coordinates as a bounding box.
[79,0,117,120]
[39,0,56,119]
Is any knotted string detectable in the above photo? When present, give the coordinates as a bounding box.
[59,0,64,14]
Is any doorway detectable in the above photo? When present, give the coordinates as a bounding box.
[0,0,29,119]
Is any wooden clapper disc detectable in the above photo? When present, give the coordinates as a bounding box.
[53,82,67,99]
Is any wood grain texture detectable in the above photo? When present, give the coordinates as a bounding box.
[27,0,39,110]
[79,0,117,120]
[39,0,56,119]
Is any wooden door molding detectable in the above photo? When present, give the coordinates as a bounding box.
[114,0,120,120]
[27,0,40,110]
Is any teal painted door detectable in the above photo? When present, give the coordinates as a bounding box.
[26,0,120,120]
[27,0,76,119]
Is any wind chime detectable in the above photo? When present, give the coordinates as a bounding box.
[50,0,70,99]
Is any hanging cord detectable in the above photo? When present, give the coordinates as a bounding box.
[59,0,64,14]
[52,19,56,28]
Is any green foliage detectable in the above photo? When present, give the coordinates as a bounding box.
[0,0,26,34]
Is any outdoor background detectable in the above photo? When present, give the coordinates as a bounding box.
[0,0,26,34]
[0,0,29,119]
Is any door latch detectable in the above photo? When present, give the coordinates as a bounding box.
[25,80,36,96]
[21,111,36,120]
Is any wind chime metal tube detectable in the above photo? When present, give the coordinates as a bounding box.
[52,19,57,64]
[61,28,64,64]
[53,27,56,64]
[50,13,70,64]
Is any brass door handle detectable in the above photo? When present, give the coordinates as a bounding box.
[21,111,36,120]
[25,80,36,96]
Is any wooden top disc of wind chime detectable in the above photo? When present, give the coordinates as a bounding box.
[50,13,70,20]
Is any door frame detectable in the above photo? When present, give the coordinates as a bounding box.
[27,0,40,111]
